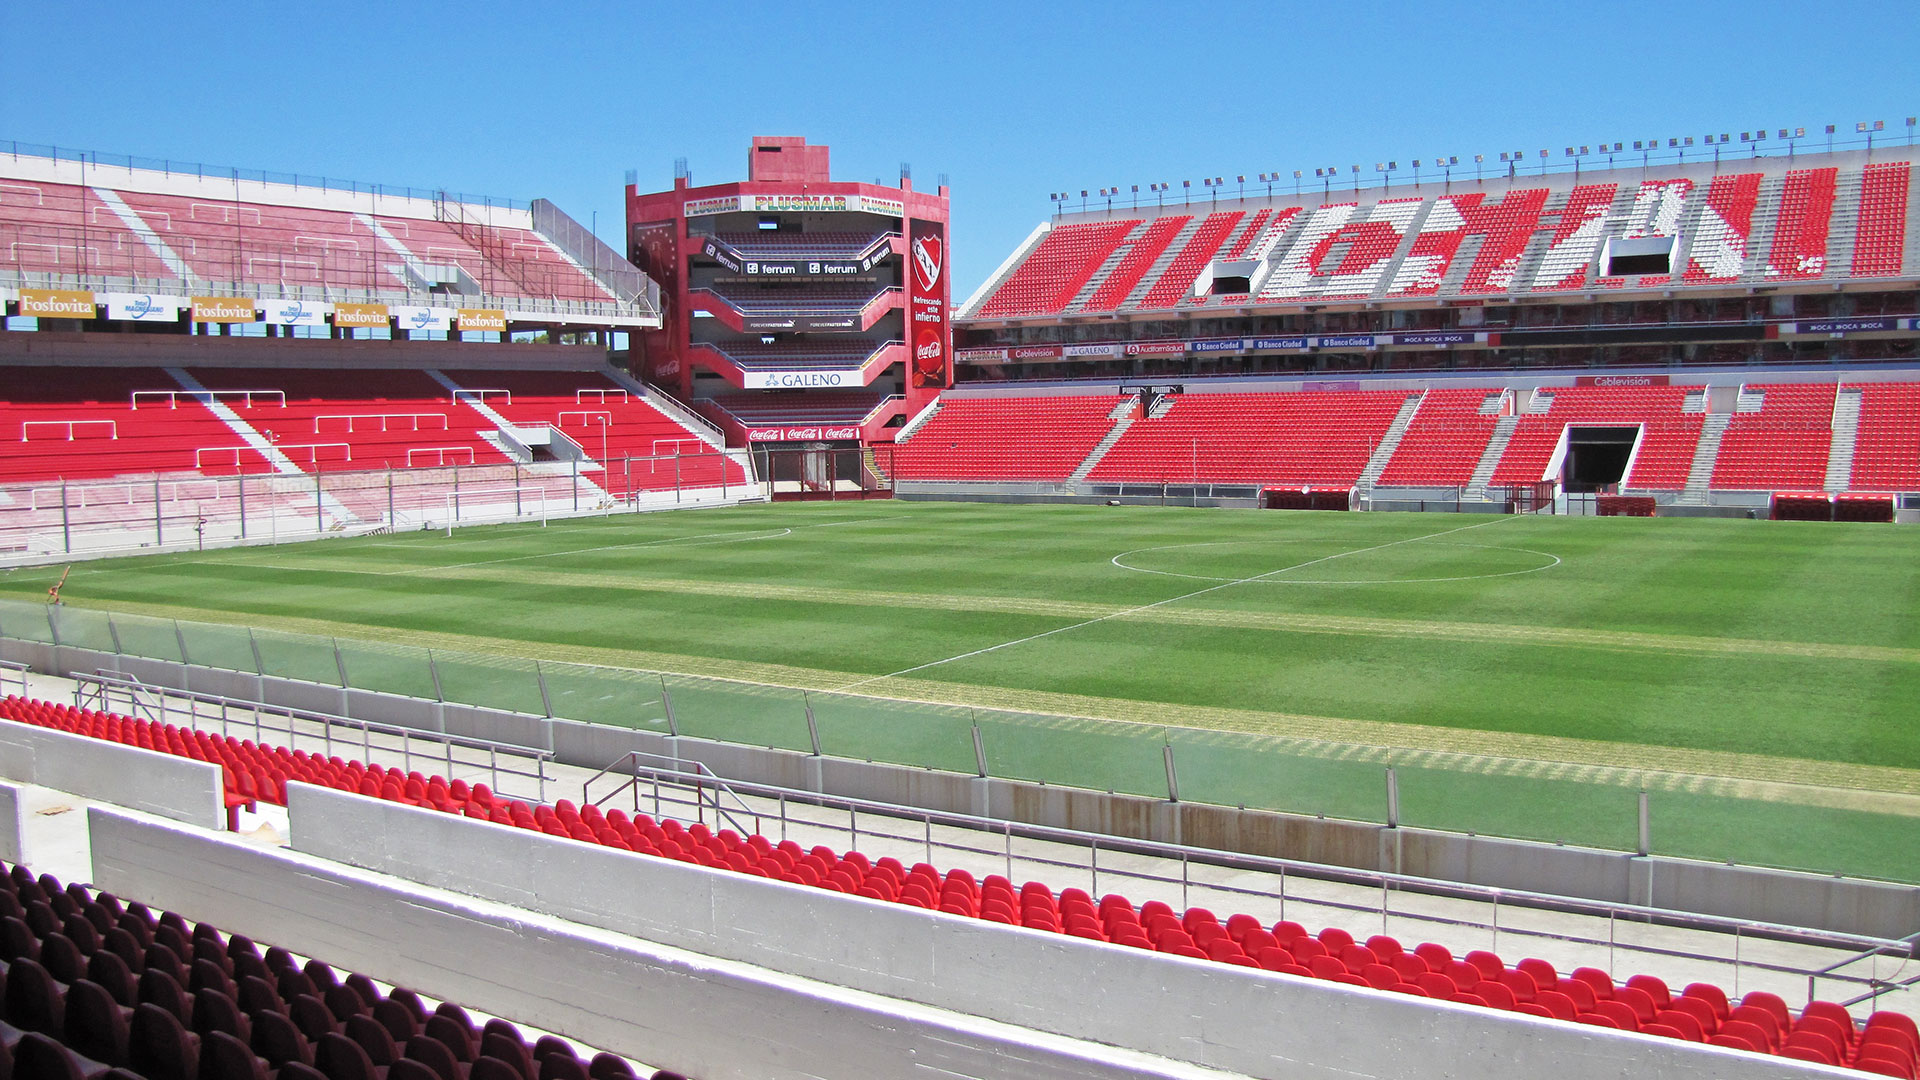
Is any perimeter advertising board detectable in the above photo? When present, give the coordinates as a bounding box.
[907,218,949,389]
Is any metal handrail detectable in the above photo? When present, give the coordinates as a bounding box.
[568,756,1911,1006]
[73,671,551,802]
[583,749,760,838]
[0,661,28,698]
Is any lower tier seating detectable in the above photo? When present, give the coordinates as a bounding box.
[0,854,671,1080]
[4,695,1913,1076]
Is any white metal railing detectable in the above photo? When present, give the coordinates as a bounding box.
[575,388,629,404]
[0,661,27,697]
[314,413,447,434]
[583,756,1917,1012]
[132,389,287,411]
[453,389,511,406]
[405,446,476,467]
[71,671,553,804]
[22,419,116,442]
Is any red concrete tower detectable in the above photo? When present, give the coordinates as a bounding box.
[626,137,950,448]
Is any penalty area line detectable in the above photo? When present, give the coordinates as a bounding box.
[833,515,1514,692]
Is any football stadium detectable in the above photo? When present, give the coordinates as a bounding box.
[1,54,1919,1079]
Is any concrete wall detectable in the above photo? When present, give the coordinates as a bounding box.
[282,784,1847,1080]
[0,717,223,829]
[87,806,1243,1080]
[13,641,1918,939]
[0,781,21,863]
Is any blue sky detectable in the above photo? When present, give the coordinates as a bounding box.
[3,1,1914,298]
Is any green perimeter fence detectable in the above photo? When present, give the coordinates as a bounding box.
[0,597,1910,884]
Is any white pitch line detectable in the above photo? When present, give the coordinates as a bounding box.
[834,516,1516,691]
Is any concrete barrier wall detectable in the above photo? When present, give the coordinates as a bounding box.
[87,806,1241,1080]
[284,784,1841,1080]
[0,781,22,863]
[19,643,1920,938]
[0,717,223,829]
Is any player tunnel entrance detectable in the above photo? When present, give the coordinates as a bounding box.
[1560,426,1640,492]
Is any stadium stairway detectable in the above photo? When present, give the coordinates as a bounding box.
[5,692,1916,1076]
[1678,413,1732,504]
[1355,393,1425,496]
[1826,388,1864,491]
[1462,415,1520,499]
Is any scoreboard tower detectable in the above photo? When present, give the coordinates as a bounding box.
[626,137,951,448]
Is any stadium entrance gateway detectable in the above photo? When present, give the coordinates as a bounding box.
[1561,426,1640,493]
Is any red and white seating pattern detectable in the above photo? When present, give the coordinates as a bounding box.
[1684,173,1764,283]
[1766,168,1840,280]
[1258,199,1424,302]
[967,158,1912,318]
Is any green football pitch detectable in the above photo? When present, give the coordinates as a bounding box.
[4,501,1917,882]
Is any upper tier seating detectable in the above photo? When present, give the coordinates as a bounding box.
[0,845,666,1080]
[6,693,1914,1077]
[1489,387,1701,489]
[0,178,613,303]
[1376,389,1503,486]
[1711,385,1836,491]
[972,220,1140,318]
[892,396,1120,480]
[965,159,1911,318]
[1853,163,1912,278]
[1088,391,1408,487]
[1849,383,1920,491]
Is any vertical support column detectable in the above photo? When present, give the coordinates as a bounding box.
[1385,766,1401,828]
[803,691,822,756]
[658,674,678,736]
[1637,790,1651,856]
[1163,744,1180,803]
[237,475,246,539]
[536,661,553,718]
[60,480,71,553]
[154,475,164,545]
[572,458,579,512]
[313,470,323,533]
[387,473,395,528]
[675,452,682,503]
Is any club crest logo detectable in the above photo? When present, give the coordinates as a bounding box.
[912,234,942,293]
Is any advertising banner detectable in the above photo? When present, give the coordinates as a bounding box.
[954,347,1008,362]
[1189,338,1246,353]
[745,425,863,442]
[259,299,331,327]
[1063,343,1119,357]
[752,194,851,213]
[333,303,390,328]
[1793,317,1898,335]
[392,306,453,333]
[456,308,507,332]
[1251,337,1310,350]
[906,218,949,388]
[1302,380,1364,393]
[1574,375,1672,387]
[1124,341,1186,356]
[18,289,96,319]
[1316,334,1378,348]
[683,196,742,217]
[1007,345,1062,360]
[741,370,869,389]
[700,235,744,274]
[104,293,185,322]
[191,296,257,323]
[1393,331,1477,346]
